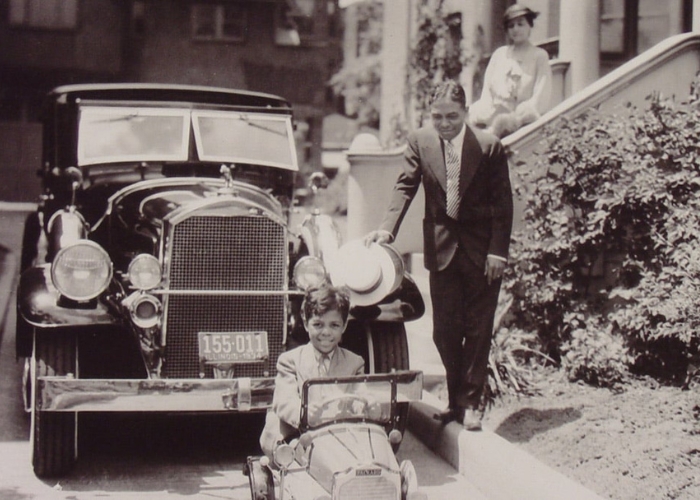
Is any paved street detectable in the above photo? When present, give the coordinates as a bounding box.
[0,209,483,500]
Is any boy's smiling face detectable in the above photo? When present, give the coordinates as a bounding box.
[305,309,346,354]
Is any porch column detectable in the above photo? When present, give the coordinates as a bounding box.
[379,0,411,146]
[559,0,600,93]
[453,0,494,105]
[694,0,700,32]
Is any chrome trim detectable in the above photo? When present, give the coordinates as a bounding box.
[236,377,252,411]
[38,376,275,412]
[153,289,303,296]
[126,292,162,328]
[93,178,225,231]
[164,195,286,227]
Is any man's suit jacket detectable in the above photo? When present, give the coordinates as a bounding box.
[259,343,365,455]
[380,123,513,272]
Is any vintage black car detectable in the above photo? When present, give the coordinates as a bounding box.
[16,84,425,478]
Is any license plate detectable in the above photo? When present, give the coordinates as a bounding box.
[198,331,269,363]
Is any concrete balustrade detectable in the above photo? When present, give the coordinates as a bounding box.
[345,133,424,256]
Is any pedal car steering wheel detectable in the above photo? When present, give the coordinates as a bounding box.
[311,394,370,423]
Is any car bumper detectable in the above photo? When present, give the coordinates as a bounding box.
[37,376,275,413]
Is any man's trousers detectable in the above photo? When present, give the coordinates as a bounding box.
[429,247,501,411]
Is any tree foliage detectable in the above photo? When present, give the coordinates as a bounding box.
[504,78,700,387]
[329,1,383,129]
[408,0,470,127]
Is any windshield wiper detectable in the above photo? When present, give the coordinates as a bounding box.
[240,114,287,136]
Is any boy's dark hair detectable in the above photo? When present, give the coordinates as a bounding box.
[430,80,467,109]
[301,283,351,323]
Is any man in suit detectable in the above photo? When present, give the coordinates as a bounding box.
[366,80,513,430]
[259,284,365,457]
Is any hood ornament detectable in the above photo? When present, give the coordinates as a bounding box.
[218,164,238,195]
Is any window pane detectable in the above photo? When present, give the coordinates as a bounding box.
[9,0,27,25]
[600,0,624,53]
[222,6,246,40]
[28,0,54,27]
[10,0,77,28]
[638,0,669,52]
[293,0,316,37]
[276,0,318,44]
[57,0,78,28]
[192,5,216,38]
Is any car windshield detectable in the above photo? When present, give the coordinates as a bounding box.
[78,106,190,165]
[303,371,423,429]
[192,111,296,170]
[77,106,297,171]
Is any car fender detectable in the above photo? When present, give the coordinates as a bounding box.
[17,264,118,328]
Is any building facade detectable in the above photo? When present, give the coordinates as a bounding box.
[0,0,342,202]
[342,0,695,144]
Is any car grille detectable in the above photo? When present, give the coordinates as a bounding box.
[162,215,286,379]
[336,477,398,499]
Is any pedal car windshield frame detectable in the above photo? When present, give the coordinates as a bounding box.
[299,370,423,432]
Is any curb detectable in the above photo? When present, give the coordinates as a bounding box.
[407,399,607,500]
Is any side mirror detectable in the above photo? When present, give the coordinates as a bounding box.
[308,172,329,194]
[65,166,83,190]
[64,166,83,207]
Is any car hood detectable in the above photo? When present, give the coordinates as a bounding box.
[103,178,285,231]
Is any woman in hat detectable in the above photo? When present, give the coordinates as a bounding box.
[469,3,552,138]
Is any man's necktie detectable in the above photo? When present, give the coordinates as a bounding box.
[318,353,330,377]
[444,140,461,219]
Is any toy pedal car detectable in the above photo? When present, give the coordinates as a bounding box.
[244,370,427,500]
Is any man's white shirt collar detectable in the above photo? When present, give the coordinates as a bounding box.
[314,348,335,362]
[447,123,466,149]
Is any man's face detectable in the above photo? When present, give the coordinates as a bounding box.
[305,309,346,354]
[430,99,467,141]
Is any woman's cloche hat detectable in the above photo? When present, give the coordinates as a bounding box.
[503,3,539,25]
[327,240,404,307]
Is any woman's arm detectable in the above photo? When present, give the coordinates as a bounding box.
[470,48,506,124]
[516,48,552,117]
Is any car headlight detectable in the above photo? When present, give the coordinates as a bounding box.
[123,291,162,328]
[273,443,295,469]
[293,256,327,290]
[128,254,162,290]
[51,240,112,301]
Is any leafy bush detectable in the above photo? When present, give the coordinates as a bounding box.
[504,79,700,386]
[561,317,631,388]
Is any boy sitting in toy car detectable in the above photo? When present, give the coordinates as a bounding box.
[259,284,365,458]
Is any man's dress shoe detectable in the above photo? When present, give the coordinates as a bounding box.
[462,408,483,431]
[433,408,457,424]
